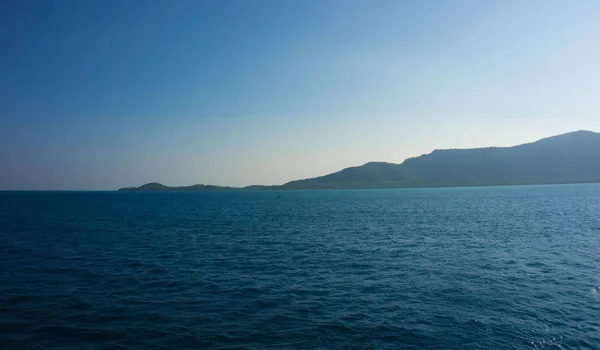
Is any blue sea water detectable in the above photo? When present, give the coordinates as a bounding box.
[1,184,600,349]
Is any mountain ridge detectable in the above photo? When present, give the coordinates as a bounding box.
[118,130,600,191]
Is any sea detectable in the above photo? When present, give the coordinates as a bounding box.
[1,184,600,349]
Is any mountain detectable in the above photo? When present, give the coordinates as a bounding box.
[282,130,600,189]
[119,130,600,191]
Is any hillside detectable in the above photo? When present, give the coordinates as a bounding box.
[119,130,600,191]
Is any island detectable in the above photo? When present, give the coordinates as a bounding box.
[119,130,600,191]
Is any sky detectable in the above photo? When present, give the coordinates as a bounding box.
[1,0,599,190]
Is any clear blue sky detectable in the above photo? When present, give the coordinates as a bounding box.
[1,0,599,190]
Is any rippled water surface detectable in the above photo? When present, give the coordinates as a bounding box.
[2,184,600,349]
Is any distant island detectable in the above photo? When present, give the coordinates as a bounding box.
[119,130,600,191]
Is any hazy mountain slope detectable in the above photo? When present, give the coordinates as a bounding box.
[398,130,600,187]
[280,162,406,189]
[279,130,600,189]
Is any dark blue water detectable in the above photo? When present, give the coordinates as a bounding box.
[1,185,600,349]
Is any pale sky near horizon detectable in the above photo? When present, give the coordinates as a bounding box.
[1,0,599,190]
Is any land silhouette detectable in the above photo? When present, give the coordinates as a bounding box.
[119,130,600,191]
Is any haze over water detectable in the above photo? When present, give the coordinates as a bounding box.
[2,184,600,349]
